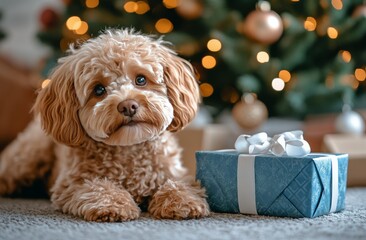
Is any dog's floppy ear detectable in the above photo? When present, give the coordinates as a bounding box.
[33,57,85,147]
[159,46,201,132]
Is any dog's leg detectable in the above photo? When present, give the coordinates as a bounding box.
[51,177,141,222]
[148,179,210,219]
[0,118,55,195]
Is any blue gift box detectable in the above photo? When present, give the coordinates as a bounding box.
[196,151,348,218]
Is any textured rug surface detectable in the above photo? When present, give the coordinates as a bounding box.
[1,188,365,240]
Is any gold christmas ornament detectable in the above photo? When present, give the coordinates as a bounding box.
[242,1,283,45]
[232,93,268,131]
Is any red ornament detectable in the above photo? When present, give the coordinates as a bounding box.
[39,8,59,29]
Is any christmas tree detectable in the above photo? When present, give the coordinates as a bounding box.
[37,0,366,120]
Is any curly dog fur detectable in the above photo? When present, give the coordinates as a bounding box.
[0,29,210,221]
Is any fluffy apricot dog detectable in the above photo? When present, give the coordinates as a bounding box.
[0,29,210,221]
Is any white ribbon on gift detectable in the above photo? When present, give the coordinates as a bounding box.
[233,131,339,215]
[237,154,257,215]
[312,154,339,213]
[234,130,311,157]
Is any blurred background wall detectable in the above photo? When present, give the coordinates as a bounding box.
[0,0,63,148]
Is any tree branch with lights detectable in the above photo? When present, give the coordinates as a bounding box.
[37,0,366,129]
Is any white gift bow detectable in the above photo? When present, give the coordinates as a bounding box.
[234,130,311,157]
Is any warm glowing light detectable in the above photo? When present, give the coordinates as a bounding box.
[320,0,329,9]
[163,0,179,9]
[155,18,173,33]
[66,16,82,30]
[230,91,240,103]
[355,68,366,81]
[272,78,285,91]
[256,51,269,63]
[279,70,291,82]
[331,0,343,10]
[75,21,88,35]
[291,0,300,2]
[201,55,216,69]
[340,50,352,63]
[60,38,69,52]
[42,79,51,88]
[136,1,150,14]
[327,27,338,39]
[341,75,358,89]
[207,39,222,52]
[325,74,334,88]
[85,0,99,8]
[304,17,317,31]
[124,1,138,13]
[200,83,214,97]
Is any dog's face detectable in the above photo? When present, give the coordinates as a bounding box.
[34,29,200,146]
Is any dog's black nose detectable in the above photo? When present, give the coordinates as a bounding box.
[117,100,139,117]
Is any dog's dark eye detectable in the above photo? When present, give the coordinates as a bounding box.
[93,84,106,97]
[135,75,147,86]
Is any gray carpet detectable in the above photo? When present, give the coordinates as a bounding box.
[1,188,366,240]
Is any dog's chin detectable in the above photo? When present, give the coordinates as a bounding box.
[96,122,163,146]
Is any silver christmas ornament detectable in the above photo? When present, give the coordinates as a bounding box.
[335,105,365,135]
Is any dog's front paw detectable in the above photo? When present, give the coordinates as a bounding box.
[84,203,141,222]
[52,179,142,222]
[148,180,210,220]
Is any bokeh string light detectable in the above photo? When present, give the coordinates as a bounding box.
[155,18,173,33]
[85,0,99,8]
[327,27,338,39]
[304,17,317,31]
[46,0,365,108]
[124,1,138,13]
[65,16,89,35]
[200,83,214,97]
[75,21,88,35]
[331,0,343,10]
[207,39,222,52]
[135,1,150,14]
[201,55,216,69]
[340,50,352,63]
[256,51,269,63]
[163,0,179,9]
[279,70,291,82]
[355,68,366,81]
[66,16,82,31]
[272,78,285,91]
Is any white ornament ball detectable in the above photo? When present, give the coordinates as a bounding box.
[335,109,365,135]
